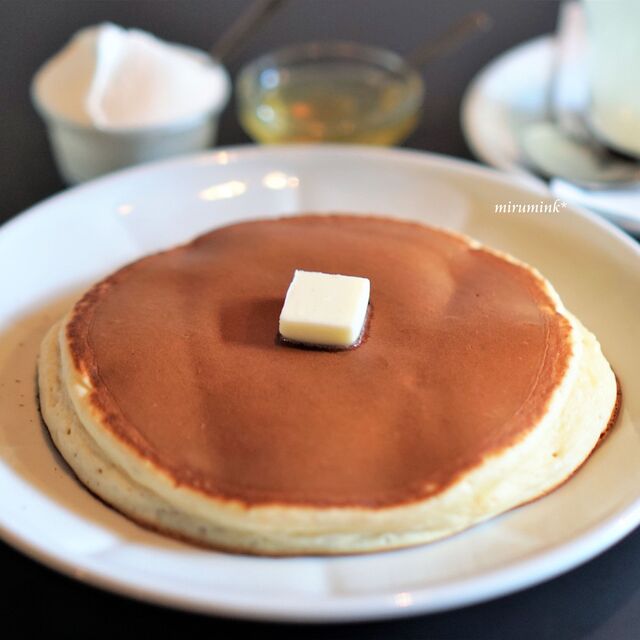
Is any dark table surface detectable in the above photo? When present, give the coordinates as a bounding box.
[2,1,639,638]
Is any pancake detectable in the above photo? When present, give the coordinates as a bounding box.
[37,214,620,554]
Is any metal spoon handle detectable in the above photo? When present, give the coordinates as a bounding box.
[212,0,287,63]
[407,11,493,69]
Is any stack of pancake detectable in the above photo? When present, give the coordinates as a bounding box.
[38,215,619,555]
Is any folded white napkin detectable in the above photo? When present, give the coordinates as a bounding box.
[86,24,225,129]
[38,23,228,130]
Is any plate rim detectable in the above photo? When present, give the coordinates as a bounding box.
[1,143,639,623]
[460,33,553,176]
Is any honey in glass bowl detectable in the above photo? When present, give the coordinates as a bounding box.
[236,42,424,145]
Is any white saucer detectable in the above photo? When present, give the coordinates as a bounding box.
[461,35,640,235]
[1,146,639,621]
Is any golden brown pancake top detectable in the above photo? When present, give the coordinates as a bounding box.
[67,215,572,507]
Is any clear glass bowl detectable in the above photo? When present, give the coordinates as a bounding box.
[236,41,424,145]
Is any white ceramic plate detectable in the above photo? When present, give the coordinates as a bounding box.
[461,35,640,235]
[1,146,639,623]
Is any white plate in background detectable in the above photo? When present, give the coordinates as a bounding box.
[0,145,639,622]
[461,35,640,235]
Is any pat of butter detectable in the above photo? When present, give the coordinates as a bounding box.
[279,270,370,348]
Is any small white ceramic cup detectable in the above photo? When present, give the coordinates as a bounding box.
[31,49,231,184]
[584,0,640,157]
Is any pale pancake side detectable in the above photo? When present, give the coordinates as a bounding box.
[38,309,618,555]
